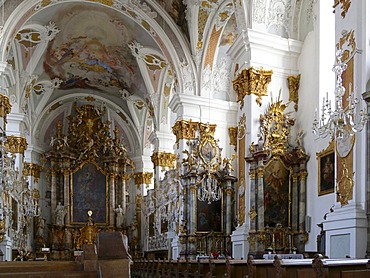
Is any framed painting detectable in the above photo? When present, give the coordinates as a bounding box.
[71,162,108,224]
[317,142,335,196]
[196,198,222,233]
[263,158,292,228]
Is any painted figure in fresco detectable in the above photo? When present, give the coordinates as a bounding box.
[55,202,67,226]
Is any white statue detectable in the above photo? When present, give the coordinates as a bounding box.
[55,202,67,226]
[36,217,46,238]
[114,205,124,227]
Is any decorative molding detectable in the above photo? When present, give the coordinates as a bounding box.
[133,172,153,186]
[151,151,177,170]
[233,67,273,108]
[333,0,351,18]
[172,119,198,143]
[0,93,12,123]
[287,74,301,111]
[336,161,354,206]
[23,162,43,183]
[249,207,257,221]
[228,127,237,148]
[5,135,28,154]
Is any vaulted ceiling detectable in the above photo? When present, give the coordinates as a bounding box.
[0,0,314,160]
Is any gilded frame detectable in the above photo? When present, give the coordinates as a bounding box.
[317,141,335,196]
[70,161,109,225]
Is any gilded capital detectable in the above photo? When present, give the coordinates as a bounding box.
[292,173,299,184]
[233,67,273,108]
[0,94,11,123]
[5,135,28,154]
[249,169,256,179]
[225,188,234,196]
[23,162,43,183]
[133,172,153,186]
[287,74,301,111]
[151,151,177,170]
[257,167,264,179]
[172,119,199,143]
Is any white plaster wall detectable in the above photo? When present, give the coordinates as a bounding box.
[296,0,335,252]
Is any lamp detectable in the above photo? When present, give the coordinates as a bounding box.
[312,49,367,141]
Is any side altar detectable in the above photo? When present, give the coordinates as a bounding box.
[42,104,135,259]
[245,98,309,258]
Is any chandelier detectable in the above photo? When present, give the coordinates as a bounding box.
[312,49,367,141]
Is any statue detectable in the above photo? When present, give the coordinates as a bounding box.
[55,202,67,226]
[114,205,124,227]
[36,217,46,238]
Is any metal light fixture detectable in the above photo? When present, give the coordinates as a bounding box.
[312,49,367,142]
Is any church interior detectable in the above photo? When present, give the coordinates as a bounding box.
[0,0,370,277]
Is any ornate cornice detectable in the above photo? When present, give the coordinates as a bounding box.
[232,67,273,108]
[172,119,199,143]
[287,74,301,111]
[133,172,153,186]
[5,135,28,154]
[23,162,43,183]
[0,93,11,123]
[151,151,177,170]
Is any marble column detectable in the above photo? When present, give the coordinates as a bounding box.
[362,90,370,257]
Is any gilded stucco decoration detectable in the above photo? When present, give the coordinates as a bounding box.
[336,29,359,62]
[228,127,237,149]
[233,67,273,108]
[259,97,295,155]
[133,172,153,186]
[336,161,354,206]
[23,162,43,183]
[5,136,28,155]
[45,104,134,174]
[237,113,247,140]
[151,151,177,170]
[287,74,301,111]
[172,119,201,143]
[333,0,351,18]
[0,94,11,123]
[0,219,5,242]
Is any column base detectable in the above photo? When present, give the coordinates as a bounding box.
[323,203,367,258]
[0,236,13,261]
[231,224,250,259]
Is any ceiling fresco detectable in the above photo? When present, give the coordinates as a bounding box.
[42,4,148,97]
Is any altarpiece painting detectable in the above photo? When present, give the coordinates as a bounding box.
[71,163,107,224]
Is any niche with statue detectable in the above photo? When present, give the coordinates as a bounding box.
[246,98,309,257]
